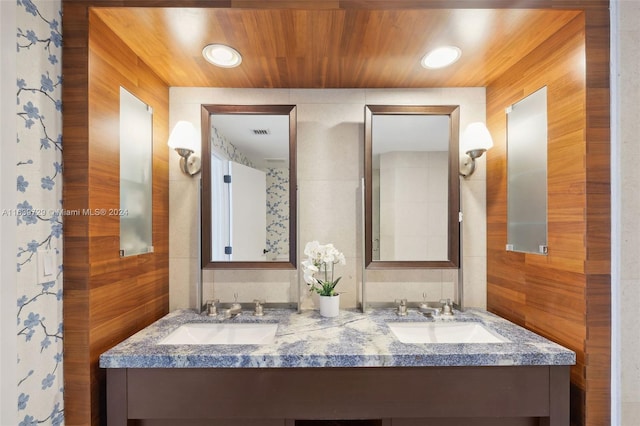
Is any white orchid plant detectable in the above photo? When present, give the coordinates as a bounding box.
[302,241,346,297]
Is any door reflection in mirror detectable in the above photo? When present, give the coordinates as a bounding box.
[210,156,267,261]
[201,105,297,269]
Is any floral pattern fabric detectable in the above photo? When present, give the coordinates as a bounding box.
[266,167,289,258]
[15,0,65,424]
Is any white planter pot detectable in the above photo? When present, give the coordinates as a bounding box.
[318,294,340,317]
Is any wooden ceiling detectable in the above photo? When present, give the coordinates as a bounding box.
[92,7,581,88]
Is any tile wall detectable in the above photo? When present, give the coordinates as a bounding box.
[2,1,638,423]
[169,87,488,311]
[378,151,449,261]
[619,1,640,423]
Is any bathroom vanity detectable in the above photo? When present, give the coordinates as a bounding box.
[100,309,574,426]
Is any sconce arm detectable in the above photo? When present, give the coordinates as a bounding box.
[175,148,201,176]
[459,149,486,178]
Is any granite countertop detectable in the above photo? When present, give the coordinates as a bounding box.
[99,308,575,369]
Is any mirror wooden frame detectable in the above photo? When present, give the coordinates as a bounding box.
[201,104,297,269]
[364,105,460,269]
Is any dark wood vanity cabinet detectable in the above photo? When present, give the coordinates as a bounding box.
[107,365,569,426]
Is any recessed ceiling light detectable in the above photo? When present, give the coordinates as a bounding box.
[421,46,462,69]
[202,44,242,68]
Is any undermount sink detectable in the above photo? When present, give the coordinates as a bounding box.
[158,322,278,345]
[387,321,509,344]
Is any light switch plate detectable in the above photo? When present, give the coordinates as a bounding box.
[36,249,56,285]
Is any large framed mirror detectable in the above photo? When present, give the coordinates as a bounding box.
[365,105,460,269]
[201,104,297,269]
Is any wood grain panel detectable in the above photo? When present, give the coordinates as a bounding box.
[486,12,610,426]
[582,8,611,426]
[339,0,607,8]
[93,8,581,88]
[61,3,94,421]
[63,9,170,426]
[63,1,610,425]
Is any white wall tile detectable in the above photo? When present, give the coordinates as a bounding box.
[170,257,198,311]
[171,87,291,106]
[364,88,444,105]
[622,402,640,426]
[461,179,487,258]
[297,103,363,182]
[209,281,292,305]
[461,256,487,309]
[620,0,640,32]
[620,0,640,417]
[299,179,360,259]
[290,89,366,104]
[170,87,487,312]
[169,179,200,259]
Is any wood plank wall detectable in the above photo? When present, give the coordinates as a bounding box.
[62,1,609,425]
[62,7,170,426]
[485,13,610,426]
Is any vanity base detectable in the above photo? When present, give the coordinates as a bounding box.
[107,366,569,426]
[115,420,546,426]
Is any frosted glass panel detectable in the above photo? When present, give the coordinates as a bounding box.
[119,87,153,257]
[506,87,548,255]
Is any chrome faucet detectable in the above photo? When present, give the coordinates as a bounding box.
[439,298,454,316]
[203,299,219,316]
[223,304,242,319]
[253,299,265,316]
[418,293,441,317]
[395,298,408,316]
[222,293,242,319]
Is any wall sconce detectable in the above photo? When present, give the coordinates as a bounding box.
[168,121,201,176]
[459,122,494,178]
